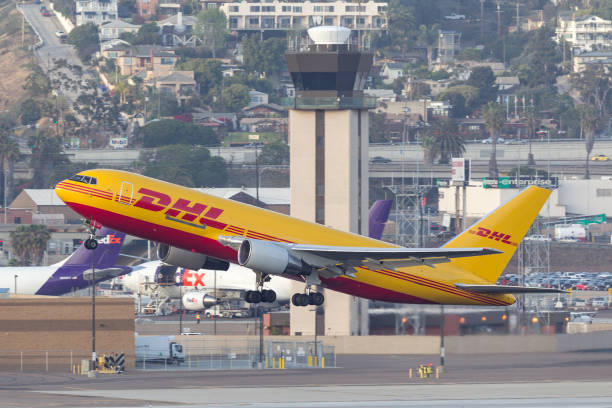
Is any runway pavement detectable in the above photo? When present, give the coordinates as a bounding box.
[1,352,612,407]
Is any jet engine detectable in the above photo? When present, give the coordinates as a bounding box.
[157,244,229,271]
[182,291,218,311]
[237,239,311,276]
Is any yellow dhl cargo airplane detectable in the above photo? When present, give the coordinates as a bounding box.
[55,169,562,307]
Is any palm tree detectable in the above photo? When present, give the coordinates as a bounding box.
[524,106,539,166]
[483,102,505,178]
[10,225,51,265]
[578,104,599,180]
[422,119,465,164]
[0,134,21,204]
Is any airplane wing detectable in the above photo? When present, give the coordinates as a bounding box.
[219,235,502,278]
[455,283,567,294]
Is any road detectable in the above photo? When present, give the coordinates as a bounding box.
[1,352,612,407]
[20,2,92,105]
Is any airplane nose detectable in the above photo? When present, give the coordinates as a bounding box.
[54,180,70,203]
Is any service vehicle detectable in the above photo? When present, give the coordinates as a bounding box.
[135,335,185,364]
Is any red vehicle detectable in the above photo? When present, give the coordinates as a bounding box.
[42,10,52,16]
[575,283,589,290]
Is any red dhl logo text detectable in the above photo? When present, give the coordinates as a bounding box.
[468,227,518,247]
[133,188,224,227]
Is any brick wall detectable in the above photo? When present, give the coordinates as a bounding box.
[0,297,134,372]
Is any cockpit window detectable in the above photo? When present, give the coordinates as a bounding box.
[69,175,97,185]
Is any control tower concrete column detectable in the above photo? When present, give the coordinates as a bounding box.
[285,26,375,336]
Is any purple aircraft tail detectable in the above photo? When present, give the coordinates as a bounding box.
[63,226,126,269]
[368,200,392,240]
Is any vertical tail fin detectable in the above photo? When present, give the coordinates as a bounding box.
[63,227,126,269]
[443,186,551,283]
[369,200,392,240]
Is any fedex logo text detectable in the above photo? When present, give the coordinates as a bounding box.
[133,188,226,229]
[183,269,205,287]
[468,227,518,247]
[98,234,122,244]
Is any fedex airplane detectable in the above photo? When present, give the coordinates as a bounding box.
[0,226,130,295]
[55,170,563,308]
[120,199,393,310]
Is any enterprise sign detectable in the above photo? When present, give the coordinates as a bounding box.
[482,176,559,189]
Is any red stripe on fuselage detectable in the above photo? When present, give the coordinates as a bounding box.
[65,201,238,262]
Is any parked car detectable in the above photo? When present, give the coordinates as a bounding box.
[445,12,466,19]
[524,234,551,241]
[482,137,505,144]
[370,156,391,164]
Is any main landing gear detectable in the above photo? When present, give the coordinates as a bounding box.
[245,289,276,304]
[291,291,324,307]
[244,272,277,304]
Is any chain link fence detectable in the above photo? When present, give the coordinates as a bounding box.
[0,341,335,372]
[0,350,126,373]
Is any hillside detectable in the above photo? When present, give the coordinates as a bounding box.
[0,0,35,111]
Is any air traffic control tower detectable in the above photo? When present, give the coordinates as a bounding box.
[285,26,375,336]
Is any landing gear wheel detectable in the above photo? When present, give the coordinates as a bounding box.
[309,292,324,306]
[245,290,262,304]
[84,238,98,250]
[261,289,277,303]
[291,293,310,307]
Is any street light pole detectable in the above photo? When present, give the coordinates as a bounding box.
[14,274,17,294]
[90,244,96,375]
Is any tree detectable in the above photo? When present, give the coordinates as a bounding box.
[20,99,41,125]
[178,58,222,99]
[578,104,599,180]
[259,142,289,165]
[0,134,21,204]
[67,23,99,61]
[128,23,162,45]
[10,225,51,266]
[195,8,228,58]
[242,36,287,76]
[466,66,496,107]
[516,28,561,87]
[421,119,465,164]
[482,102,505,178]
[417,24,439,66]
[387,0,417,55]
[222,83,249,112]
[138,144,227,187]
[29,131,69,188]
[572,64,611,119]
[142,119,219,147]
[369,112,387,143]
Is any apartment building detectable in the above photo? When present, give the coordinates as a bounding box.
[556,14,612,53]
[76,0,118,26]
[219,0,387,32]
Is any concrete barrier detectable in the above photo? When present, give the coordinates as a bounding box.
[49,3,75,33]
[172,332,612,355]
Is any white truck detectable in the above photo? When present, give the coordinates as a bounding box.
[135,335,185,364]
[554,224,586,242]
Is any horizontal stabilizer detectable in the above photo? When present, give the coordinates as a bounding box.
[83,267,128,281]
[455,283,567,294]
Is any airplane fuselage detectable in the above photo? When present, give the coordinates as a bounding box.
[56,170,517,306]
